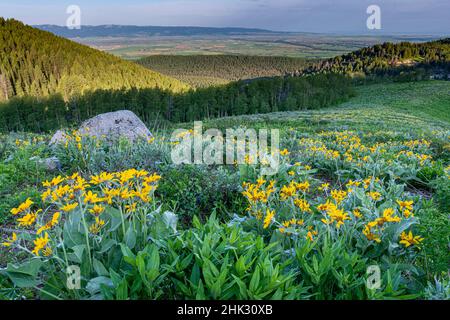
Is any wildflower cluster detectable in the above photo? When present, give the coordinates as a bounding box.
[241,157,424,253]
[296,130,435,181]
[3,169,162,257]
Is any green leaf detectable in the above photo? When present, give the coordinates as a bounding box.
[125,227,137,250]
[5,259,43,288]
[68,244,86,264]
[86,276,113,296]
[146,244,160,272]
[232,275,248,299]
[107,207,123,232]
[93,258,109,277]
[120,243,136,266]
[116,278,128,300]
[98,239,117,254]
[249,266,260,293]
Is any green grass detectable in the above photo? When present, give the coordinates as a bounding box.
[342,82,450,124]
[203,81,450,133]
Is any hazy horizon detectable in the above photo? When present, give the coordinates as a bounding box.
[0,0,449,35]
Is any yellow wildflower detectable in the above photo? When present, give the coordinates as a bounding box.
[11,198,33,215]
[125,203,137,213]
[363,225,381,243]
[399,231,424,248]
[37,212,60,235]
[367,191,382,201]
[280,182,297,200]
[61,202,78,212]
[295,181,310,192]
[17,210,40,227]
[89,217,106,234]
[32,233,50,256]
[90,172,115,185]
[2,232,17,247]
[83,191,103,204]
[352,208,362,219]
[331,189,347,204]
[396,200,413,212]
[89,204,105,216]
[403,209,414,218]
[294,199,311,213]
[43,176,65,188]
[263,209,275,229]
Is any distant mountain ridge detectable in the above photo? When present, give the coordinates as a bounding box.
[35,24,281,38]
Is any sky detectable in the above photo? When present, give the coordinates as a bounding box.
[0,0,449,35]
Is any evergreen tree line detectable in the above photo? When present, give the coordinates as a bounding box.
[137,55,314,87]
[303,39,450,78]
[0,74,353,133]
[0,18,189,102]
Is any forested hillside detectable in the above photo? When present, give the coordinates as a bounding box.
[137,39,450,87]
[138,55,313,87]
[0,18,189,102]
[304,39,450,79]
[0,74,353,132]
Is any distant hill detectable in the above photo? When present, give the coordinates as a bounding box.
[303,38,450,79]
[35,25,280,38]
[0,18,189,102]
[137,55,314,87]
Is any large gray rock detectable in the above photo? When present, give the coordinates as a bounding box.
[50,110,152,145]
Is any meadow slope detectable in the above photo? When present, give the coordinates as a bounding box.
[1,80,449,300]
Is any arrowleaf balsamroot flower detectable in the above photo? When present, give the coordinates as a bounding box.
[43,176,65,188]
[397,200,413,212]
[89,204,105,216]
[10,198,33,215]
[295,181,310,192]
[2,232,17,247]
[280,182,297,200]
[263,209,275,229]
[399,231,424,248]
[331,189,347,204]
[17,210,41,227]
[32,232,50,256]
[61,202,78,212]
[89,217,106,234]
[294,199,311,213]
[37,212,60,235]
[83,191,104,204]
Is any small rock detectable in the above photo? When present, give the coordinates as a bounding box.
[45,157,61,171]
[29,156,61,172]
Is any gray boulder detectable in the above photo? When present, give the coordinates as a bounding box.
[29,156,61,172]
[50,110,152,145]
[49,130,69,145]
[44,157,61,171]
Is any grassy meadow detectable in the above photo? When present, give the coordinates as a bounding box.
[1,80,449,300]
